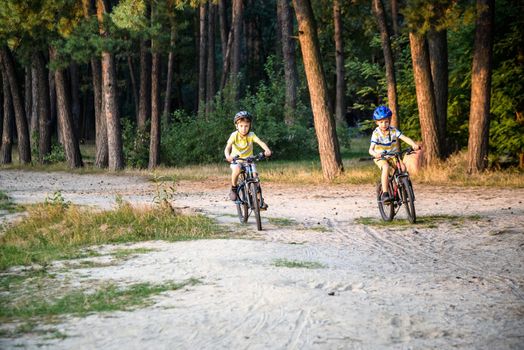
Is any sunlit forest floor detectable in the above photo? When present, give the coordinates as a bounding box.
[2,136,523,188]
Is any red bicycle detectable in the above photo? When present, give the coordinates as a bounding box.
[376,148,417,223]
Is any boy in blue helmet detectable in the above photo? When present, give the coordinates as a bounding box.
[369,106,420,203]
[225,111,272,201]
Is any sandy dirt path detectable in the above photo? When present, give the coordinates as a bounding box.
[0,170,523,349]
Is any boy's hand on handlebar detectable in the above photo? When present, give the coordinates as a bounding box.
[264,150,272,157]
[226,155,235,163]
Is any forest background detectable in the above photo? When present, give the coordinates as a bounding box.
[0,0,522,180]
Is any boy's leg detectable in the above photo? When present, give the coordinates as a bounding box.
[229,164,242,201]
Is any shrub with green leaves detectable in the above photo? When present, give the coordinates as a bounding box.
[161,58,317,165]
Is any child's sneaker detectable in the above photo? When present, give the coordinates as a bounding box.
[229,187,238,201]
[260,202,268,210]
[381,192,391,203]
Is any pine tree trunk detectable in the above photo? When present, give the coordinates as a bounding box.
[50,47,83,168]
[101,52,123,171]
[373,0,399,128]
[231,0,243,95]
[30,60,39,151]
[163,27,176,125]
[149,51,160,168]
[49,63,58,140]
[198,2,208,115]
[97,0,123,171]
[277,0,298,124]
[70,62,82,138]
[409,32,442,165]
[24,66,32,130]
[127,56,139,122]
[206,2,217,114]
[34,51,52,162]
[428,28,448,156]
[293,0,343,180]
[333,0,346,127]
[92,58,108,168]
[0,63,13,164]
[218,0,228,59]
[467,0,494,173]
[138,40,151,130]
[390,0,399,36]
[0,46,31,164]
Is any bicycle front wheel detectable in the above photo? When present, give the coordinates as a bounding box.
[400,176,416,223]
[249,182,262,230]
[377,181,394,221]
[236,185,249,223]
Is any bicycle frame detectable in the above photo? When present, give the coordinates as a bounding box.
[376,148,417,223]
[231,153,267,230]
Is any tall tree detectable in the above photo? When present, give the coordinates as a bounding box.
[409,32,442,165]
[390,0,399,36]
[149,3,161,169]
[198,1,208,114]
[0,60,13,164]
[467,0,495,173]
[428,26,448,155]
[92,58,108,168]
[206,2,217,114]
[163,26,176,124]
[218,0,229,59]
[137,39,151,130]
[292,0,343,180]
[277,0,298,124]
[372,0,399,128]
[0,46,31,164]
[33,51,52,163]
[219,0,243,93]
[333,0,346,127]
[50,47,83,168]
[97,0,123,170]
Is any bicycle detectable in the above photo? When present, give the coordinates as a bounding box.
[231,152,268,231]
[375,148,417,223]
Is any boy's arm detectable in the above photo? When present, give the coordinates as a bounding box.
[255,139,272,157]
[369,143,381,158]
[399,134,421,150]
[224,142,234,162]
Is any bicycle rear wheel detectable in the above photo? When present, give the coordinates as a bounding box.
[236,185,249,223]
[400,176,416,223]
[377,181,394,221]
[249,182,262,230]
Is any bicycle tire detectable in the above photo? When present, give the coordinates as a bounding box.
[249,182,262,230]
[377,181,394,221]
[236,184,249,223]
[400,176,416,223]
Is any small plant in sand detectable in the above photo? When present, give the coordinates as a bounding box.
[151,173,176,211]
[273,259,326,269]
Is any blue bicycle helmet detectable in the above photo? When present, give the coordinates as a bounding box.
[234,111,252,124]
[373,106,392,121]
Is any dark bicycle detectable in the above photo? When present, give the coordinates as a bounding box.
[231,152,268,231]
[376,148,417,223]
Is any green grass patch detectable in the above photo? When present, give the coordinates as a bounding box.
[268,217,297,227]
[0,191,24,213]
[0,201,224,271]
[355,214,483,228]
[111,247,157,259]
[273,258,326,269]
[0,278,199,321]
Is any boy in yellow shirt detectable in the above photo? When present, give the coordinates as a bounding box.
[224,111,272,201]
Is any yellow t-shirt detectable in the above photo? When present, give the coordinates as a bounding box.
[227,131,260,158]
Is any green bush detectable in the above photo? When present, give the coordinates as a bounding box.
[122,118,150,168]
[161,58,317,165]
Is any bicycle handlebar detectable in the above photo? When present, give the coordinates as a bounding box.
[228,152,270,163]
